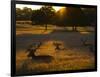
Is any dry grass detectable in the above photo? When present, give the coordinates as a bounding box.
[16,41,95,75]
[16,51,94,75]
[16,24,95,75]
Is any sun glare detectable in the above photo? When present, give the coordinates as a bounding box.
[16,4,65,12]
[53,6,65,12]
[16,4,42,10]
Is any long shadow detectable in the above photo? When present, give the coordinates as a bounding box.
[16,28,95,52]
[50,29,95,51]
[16,33,51,51]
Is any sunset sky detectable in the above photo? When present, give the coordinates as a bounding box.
[16,4,65,11]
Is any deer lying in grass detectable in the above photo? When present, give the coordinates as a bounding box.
[81,38,95,52]
[27,42,54,63]
[53,42,65,51]
[81,38,94,46]
[26,42,42,52]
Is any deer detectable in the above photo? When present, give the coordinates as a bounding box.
[26,42,42,53]
[53,42,65,51]
[26,42,54,63]
[81,38,95,52]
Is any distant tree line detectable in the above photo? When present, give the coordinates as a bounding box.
[31,6,56,30]
[16,7,32,20]
[16,6,96,31]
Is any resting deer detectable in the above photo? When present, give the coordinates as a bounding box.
[53,42,65,51]
[27,42,54,63]
[26,42,42,52]
[81,38,94,52]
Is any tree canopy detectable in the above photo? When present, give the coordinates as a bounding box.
[31,6,56,30]
[16,6,96,30]
[16,7,32,20]
[31,6,55,24]
[82,8,97,26]
[56,7,87,26]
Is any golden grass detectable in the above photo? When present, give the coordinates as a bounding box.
[16,25,95,75]
[16,41,95,75]
[16,24,94,35]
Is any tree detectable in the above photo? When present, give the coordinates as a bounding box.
[82,8,97,26]
[16,7,32,20]
[56,7,87,31]
[31,10,41,24]
[16,8,22,20]
[22,7,32,20]
[31,6,56,30]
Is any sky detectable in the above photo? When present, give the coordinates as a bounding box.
[16,4,65,11]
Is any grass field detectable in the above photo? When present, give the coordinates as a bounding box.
[16,24,95,75]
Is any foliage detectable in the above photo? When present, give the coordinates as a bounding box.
[16,6,96,30]
[82,8,97,26]
[16,7,32,20]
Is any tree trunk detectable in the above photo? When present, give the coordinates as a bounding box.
[72,26,77,31]
[72,27,74,31]
[74,26,77,31]
[72,26,75,31]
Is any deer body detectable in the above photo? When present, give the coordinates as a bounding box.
[81,38,95,52]
[27,42,54,63]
